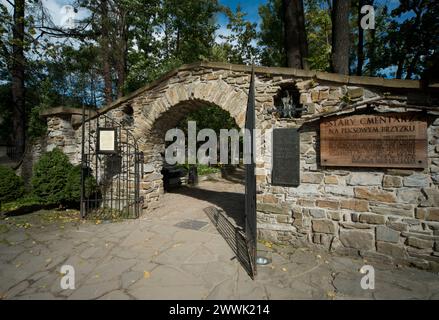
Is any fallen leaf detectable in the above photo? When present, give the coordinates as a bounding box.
[143,271,150,279]
[281,267,287,272]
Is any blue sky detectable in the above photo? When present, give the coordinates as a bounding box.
[219,0,405,24]
[219,0,267,24]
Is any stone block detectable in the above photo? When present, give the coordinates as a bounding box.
[312,220,336,234]
[339,229,374,250]
[324,175,338,184]
[403,173,430,188]
[325,185,354,197]
[376,242,406,259]
[301,172,324,184]
[311,90,319,102]
[296,80,313,90]
[296,199,315,207]
[143,164,155,173]
[329,211,342,221]
[396,188,421,204]
[354,187,396,203]
[309,208,326,218]
[383,175,403,188]
[386,221,408,232]
[427,208,439,222]
[340,199,369,212]
[257,203,288,215]
[347,172,383,186]
[376,226,400,243]
[407,237,434,249]
[415,208,427,220]
[370,205,414,217]
[260,194,280,204]
[328,89,341,100]
[145,173,162,182]
[341,222,373,230]
[316,199,340,210]
[347,87,364,99]
[420,188,439,207]
[293,184,321,196]
[359,214,386,225]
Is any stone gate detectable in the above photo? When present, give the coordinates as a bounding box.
[38,62,439,270]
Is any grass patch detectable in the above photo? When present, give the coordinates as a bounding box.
[176,164,221,176]
[1,196,47,214]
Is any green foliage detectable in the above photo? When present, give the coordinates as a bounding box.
[219,5,258,64]
[0,195,43,213]
[0,166,25,203]
[161,0,220,63]
[258,0,285,67]
[176,163,220,176]
[31,149,97,206]
[31,149,74,205]
[64,165,97,203]
[305,0,332,71]
[258,0,332,69]
[27,103,47,140]
[379,1,439,79]
[197,164,221,176]
[177,105,238,136]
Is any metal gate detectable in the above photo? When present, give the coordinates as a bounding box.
[80,108,143,219]
[244,69,257,278]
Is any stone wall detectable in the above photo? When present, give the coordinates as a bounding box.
[39,62,439,270]
[253,75,439,271]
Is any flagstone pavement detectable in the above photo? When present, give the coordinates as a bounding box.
[1,179,438,300]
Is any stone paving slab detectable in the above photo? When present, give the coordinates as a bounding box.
[1,180,439,300]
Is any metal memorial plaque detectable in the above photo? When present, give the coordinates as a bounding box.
[272,128,300,186]
[320,112,427,168]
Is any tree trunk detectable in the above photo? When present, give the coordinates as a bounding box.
[101,0,113,105]
[396,57,404,79]
[296,0,309,70]
[356,0,365,76]
[283,0,308,69]
[116,9,128,98]
[368,2,376,76]
[11,0,26,155]
[331,0,350,75]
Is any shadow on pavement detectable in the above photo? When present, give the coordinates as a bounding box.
[169,185,253,278]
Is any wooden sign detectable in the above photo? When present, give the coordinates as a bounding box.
[272,128,300,186]
[320,112,427,168]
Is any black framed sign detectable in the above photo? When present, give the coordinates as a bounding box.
[272,128,300,187]
[97,128,118,154]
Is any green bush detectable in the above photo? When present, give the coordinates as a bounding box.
[64,165,97,203]
[31,148,74,204]
[0,165,24,203]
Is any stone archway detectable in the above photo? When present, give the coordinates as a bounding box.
[130,80,249,210]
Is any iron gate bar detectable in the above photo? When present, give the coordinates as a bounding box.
[80,107,142,220]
